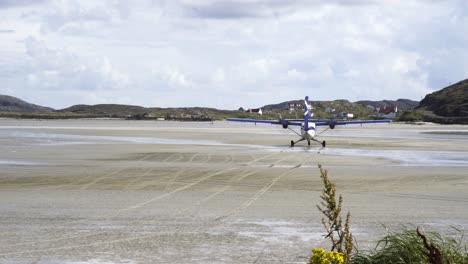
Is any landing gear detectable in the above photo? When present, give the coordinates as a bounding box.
[290,138,305,147]
[311,138,326,148]
[290,139,325,148]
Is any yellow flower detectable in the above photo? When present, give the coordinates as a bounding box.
[312,248,326,255]
[309,248,344,264]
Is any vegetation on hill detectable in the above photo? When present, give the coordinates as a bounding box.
[0,95,53,112]
[59,104,267,121]
[310,100,376,119]
[355,99,419,111]
[397,79,468,124]
[261,99,380,120]
[0,96,382,121]
[59,104,147,118]
[418,79,468,117]
[3,80,468,124]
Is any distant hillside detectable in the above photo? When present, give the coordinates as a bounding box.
[0,94,423,121]
[355,99,419,110]
[0,95,53,112]
[262,98,417,111]
[262,101,291,111]
[58,104,249,120]
[260,98,377,119]
[418,79,468,117]
[59,104,147,117]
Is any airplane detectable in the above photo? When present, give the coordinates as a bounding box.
[226,96,391,147]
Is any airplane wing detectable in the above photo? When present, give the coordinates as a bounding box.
[314,119,392,126]
[226,118,302,126]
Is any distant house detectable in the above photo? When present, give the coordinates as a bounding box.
[378,106,398,118]
[325,107,335,113]
[288,102,303,110]
[246,108,263,115]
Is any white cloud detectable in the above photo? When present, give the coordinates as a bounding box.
[151,66,191,88]
[286,68,307,81]
[0,0,468,109]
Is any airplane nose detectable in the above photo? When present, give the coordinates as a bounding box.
[308,130,315,138]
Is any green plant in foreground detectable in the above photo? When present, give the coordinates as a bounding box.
[351,226,468,264]
[310,166,468,264]
[315,165,353,263]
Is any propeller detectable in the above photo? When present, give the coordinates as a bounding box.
[327,118,336,129]
[279,114,289,129]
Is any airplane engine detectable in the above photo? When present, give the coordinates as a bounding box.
[328,119,336,129]
[282,124,288,129]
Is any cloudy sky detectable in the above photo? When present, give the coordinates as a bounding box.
[1,0,467,109]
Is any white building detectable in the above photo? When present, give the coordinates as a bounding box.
[377,106,398,119]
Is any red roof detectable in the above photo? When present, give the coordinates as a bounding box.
[379,106,396,114]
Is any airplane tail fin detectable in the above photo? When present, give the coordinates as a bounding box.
[304,96,309,130]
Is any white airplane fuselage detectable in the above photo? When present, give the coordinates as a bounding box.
[301,122,316,141]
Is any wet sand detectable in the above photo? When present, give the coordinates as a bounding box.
[0,119,467,263]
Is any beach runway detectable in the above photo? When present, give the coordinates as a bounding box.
[0,119,467,263]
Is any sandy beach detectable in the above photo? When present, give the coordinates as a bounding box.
[0,119,467,263]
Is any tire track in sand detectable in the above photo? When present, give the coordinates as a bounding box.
[119,168,236,212]
[79,152,160,190]
[198,169,259,203]
[215,155,309,221]
[0,150,286,256]
[0,151,166,250]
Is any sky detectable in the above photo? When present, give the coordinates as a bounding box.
[0,0,468,110]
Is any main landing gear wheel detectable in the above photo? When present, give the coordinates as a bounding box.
[322,141,326,147]
[290,140,295,147]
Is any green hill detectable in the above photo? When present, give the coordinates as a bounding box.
[59,104,147,117]
[0,95,53,112]
[0,93,433,121]
[59,104,252,121]
[261,99,379,119]
[418,79,468,117]
[356,99,419,111]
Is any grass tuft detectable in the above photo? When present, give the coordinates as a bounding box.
[311,166,468,264]
[351,226,468,264]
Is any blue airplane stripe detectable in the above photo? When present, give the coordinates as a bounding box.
[314,120,392,126]
[226,118,279,124]
[226,118,302,126]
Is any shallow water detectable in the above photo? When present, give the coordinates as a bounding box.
[2,123,468,167]
[320,148,468,166]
